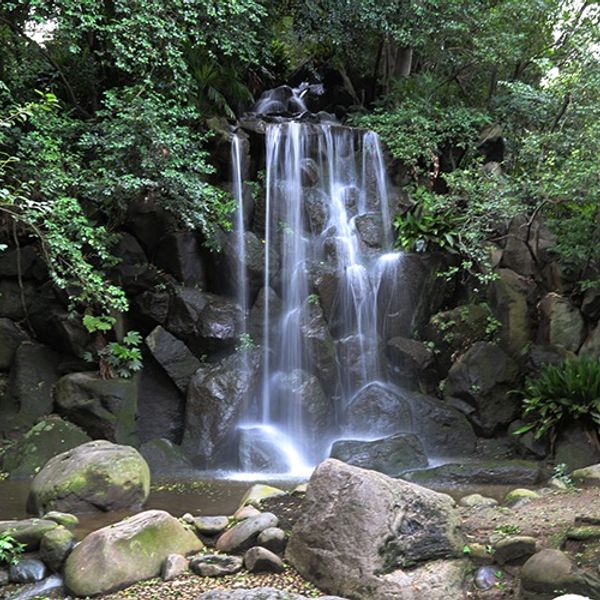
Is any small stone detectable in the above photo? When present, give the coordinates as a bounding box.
[572,464,600,486]
[291,483,308,495]
[549,477,570,490]
[9,559,48,583]
[216,513,278,554]
[244,546,284,573]
[459,494,498,508]
[238,484,286,508]
[42,511,79,529]
[503,488,540,507]
[189,554,243,577]
[233,505,261,521]
[257,527,287,554]
[162,554,188,581]
[494,536,536,564]
[475,565,499,590]
[39,525,75,571]
[193,516,230,536]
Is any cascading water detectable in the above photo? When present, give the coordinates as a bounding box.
[231,106,406,474]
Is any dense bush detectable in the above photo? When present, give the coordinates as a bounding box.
[516,357,600,442]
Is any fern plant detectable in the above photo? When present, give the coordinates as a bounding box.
[515,357,600,443]
[0,533,25,566]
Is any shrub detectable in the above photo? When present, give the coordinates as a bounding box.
[515,357,600,442]
[0,532,25,566]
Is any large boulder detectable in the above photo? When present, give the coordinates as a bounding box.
[299,300,338,393]
[580,321,600,360]
[0,318,28,369]
[154,232,206,287]
[537,293,584,352]
[54,372,138,445]
[443,342,520,435]
[136,351,185,444]
[286,459,465,599]
[27,440,150,515]
[63,510,202,597]
[0,280,35,321]
[386,336,435,390]
[139,438,192,474]
[145,325,200,393]
[182,349,260,466]
[330,433,428,476]
[403,460,543,486]
[489,268,533,357]
[1,416,91,479]
[1,342,61,433]
[345,382,412,437]
[520,549,600,598]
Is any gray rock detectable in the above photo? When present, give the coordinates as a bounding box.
[286,459,465,599]
[189,553,243,577]
[1,416,91,479]
[572,464,600,486]
[64,510,202,596]
[0,280,35,321]
[134,289,170,326]
[27,440,150,515]
[459,494,498,508]
[443,341,520,435]
[54,372,138,445]
[555,424,600,471]
[42,512,79,528]
[520,549,600,598]
[538,293,584,352]
[355,212,384,250]
[182,349,260,465]
[300,300,338,393]
[304,189,329,234]
[494,536,536,565]
[404,460,542,487]
[9,559,47,584]
[191,516,230,536]
[0,519,58,551]
[336,334,381,393]
[233,505,261,521]
[145,326,200,393]
[139,438,192,474]
[238,426,291,472]
[580,321,600,360]
[244,546,284,573]
[1,342,60,434]
[161,554,188,581]
[257,527,287,555]
[0,569,9,586]
[216,512,278,554]
[154,232,206,287]
[137,352,185,444]
[345,382,412,437]
[0,318,28,370]
[489,268,533,357]
[330,433,428,476]
[386,336,434,389]
[39,525,75,571]
[4,574,64,600]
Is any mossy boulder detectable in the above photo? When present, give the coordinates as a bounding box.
[1,416,91,479]
[0,519,58,550]
[504,488,540,507]
[39,525,76,571]
[27,440,150,515]
[239,484,286,508]
[572,463,600,486]
[63,510,203,597]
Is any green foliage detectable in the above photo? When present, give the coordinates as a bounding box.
[236,333,257,352]
[85,331,143,380]
[494,524,521,537]
[82,315,116,334]
[77,86,234,245]
[552,463,574,489]
[515,357,600,440]
[0,532,26,566]
[353,95,489,171]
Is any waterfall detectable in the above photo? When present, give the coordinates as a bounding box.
[232,120,403,474]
